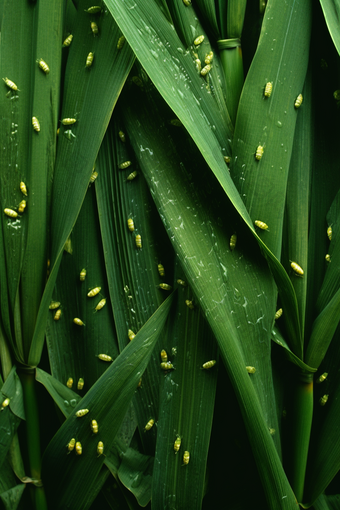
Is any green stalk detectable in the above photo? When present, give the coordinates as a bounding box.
[19,368,48,510]
[217,39,244,125]
[288,371,313,503]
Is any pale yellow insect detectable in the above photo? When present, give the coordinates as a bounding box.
[177,279,187,286]
[202,360,216,370]
[159,283,172,291]
[119,161,131,169]
[128,329,136,341]
[75,409,89,417]
[269,428,276,436]
[1,398,10,410]
[255,145,264,160]
[327,226,332,241]
[160,361,174,370]
[20,182,28,196]
[291,261,304,276]
[194,35,204,46]
[200,64,212,76]
[95,298,106,311]
[205,51,214,65]
[91,21,99,35]
[264,82,273,97]
[118,130,126,142]
[18,200,26,213]
[325,254,331,262]
[275,308,283,320]
[84,6,101,13]
[144,419,155,431]
[316,372,328,383]
[97,441,104,456]
[246,366,256,374]
[90,171,98,184]
[98,353,112,362]
[64,237,73,254]
[37,58,50,74]
[32,117,40,132]
[67,438,76,452]
[54,309,62,321]
[80,269,86,281]
[91,420,99,434]
[3,77,19,90]
[319,394,329,406]
[183,451,190,465]
[62,34,73,47]
[183,0,191,5]
[294,93,303,108]
[158,263,165,277]
[88,287,101,297]
[185,299,194,310]
[136,234,142,249]
[160,349,168,363]
[254,220,268,230]
[174,436,181,454]
[73,318,85,326]
[66,378,73,388]
[224,156,231,164]
[77,378,84,390]
[4,208,18,218]
[75,441,82,455]
[117,36,125,49]
[61,118,76,125]
[230,234,237,251]
[127,170,138,181]
[49,301,61,310]
[86,52,94,68]
[127,218,134,232]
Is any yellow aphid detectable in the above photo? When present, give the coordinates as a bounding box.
[128,329,136,341]
[117,36,126,49]
[160,349,168,363]
[75,442,82,455]
[90,171,98,183]
[275,308,283,320]
[32,117,40,132]
[137,378,142,388]
[67,438,76,452]
[205,51,214,65]
[269,428,276,436]
[325,254,331,262]
[160,361,174,370]
[316,372,328,384]
[194,35,204,46]
[91,21,99,35]
[183,0,191,5]
[246,366,256,374]
[254,220,268,230]
[185,299,194,310]
[3,77,19,91]
[98,353,112,362]
[61,118,76,125]
[264,82,273,97]
[19,182,28,196]
[73,318,85,326]
[255,145,264,160]
[18,200,26,213]
[62,34,73,47]
[37,59,50,74]
[127,170,138,181]
[158,263,165,277]
[327,226,332,241]
[54,309,62,321]
[127,218,134,232]
[80,268,86,281]
[159,283,172,291]
[91,420,99,434]
[57,128,60,136]
[174,436,181,454]
[97,441,104,456]
[84,6,101,13]
[86,52,94,68]
[118,130,126,142]
[183,451,190,465]
[224,156,231,164]
[144,419,155,431]
[200,64,212,76]
[87,287,101,297]
[294,93,303,108]
[77,378,84,390]
[1,398,10,410]
[49,301,61,310]
[4,208,18,218]
[66,378,73,388]
[177,279,187,286]
[136,234,142,249]
[291,262,304,276]
[64,237,72,254]
[119,161,131,169]
[95,298,106,311]
[230,234,237,251]
[319,394,329,406]
[202,360,216,370]
[75,409,89,417]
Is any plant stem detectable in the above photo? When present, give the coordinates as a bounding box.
[217,39,244,125]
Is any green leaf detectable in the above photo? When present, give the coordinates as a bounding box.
[118,448,153,507]
[319,0,340,56]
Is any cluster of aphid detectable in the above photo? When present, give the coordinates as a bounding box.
[144,415,190,466]
[191,34,214,80]
[3,181,28,220]
[325,225,332,263]
[67,411,104,458]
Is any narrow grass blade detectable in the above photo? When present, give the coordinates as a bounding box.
[319,0,340,56]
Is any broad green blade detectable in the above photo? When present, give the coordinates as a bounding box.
[319,0,340,56]
[272,326,316,373]
[41,294,173,510]
[118,448,153,507]
[0,467,25,510]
